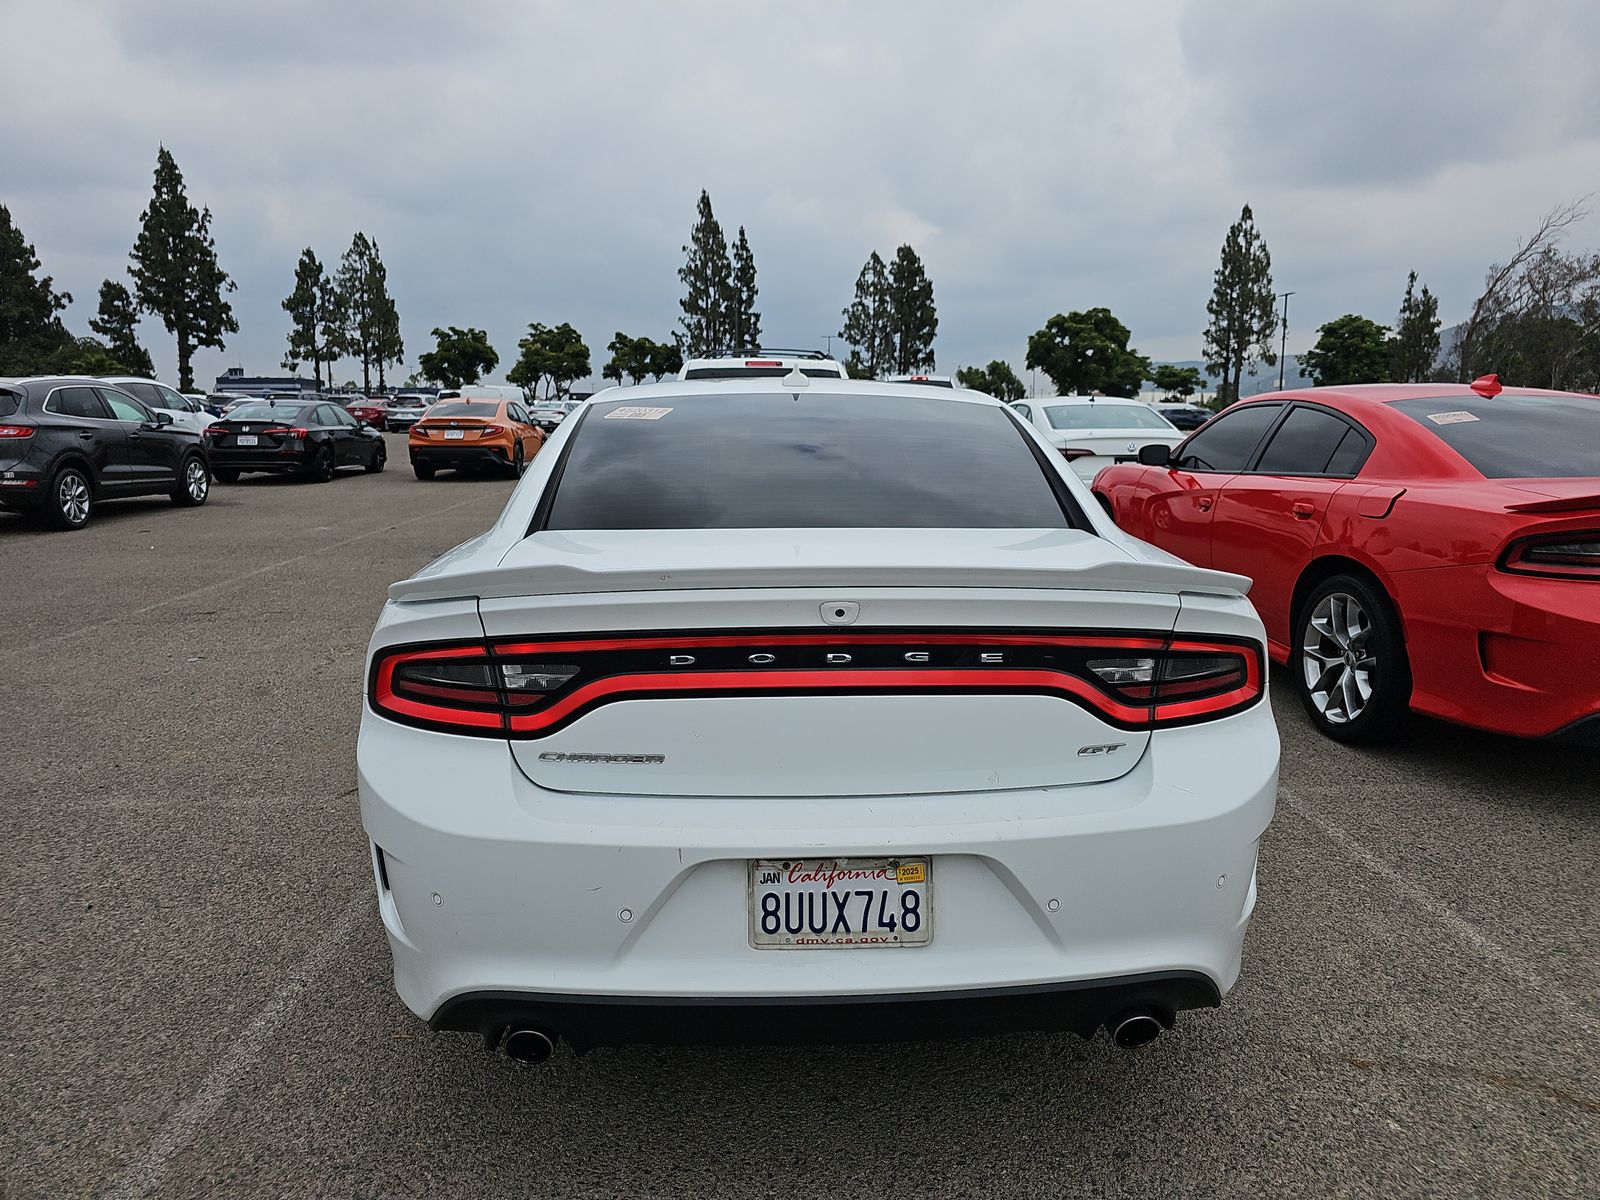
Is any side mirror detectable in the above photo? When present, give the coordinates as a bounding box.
[1137,443,1172,467]
[146,411,174,428]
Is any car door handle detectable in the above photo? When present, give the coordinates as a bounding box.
[1196,497,1213,512]
[1292,501,1316,519]
[78,430,94,440]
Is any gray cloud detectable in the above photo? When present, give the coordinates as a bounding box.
[6,0,1600,389]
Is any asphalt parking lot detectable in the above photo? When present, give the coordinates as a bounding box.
[2,435,1596,1199]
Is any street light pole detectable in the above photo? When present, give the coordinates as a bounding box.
[1277,291,1295,391]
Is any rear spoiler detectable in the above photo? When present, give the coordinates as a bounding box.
[1503,493,1600,514]
[389,558,1252,604]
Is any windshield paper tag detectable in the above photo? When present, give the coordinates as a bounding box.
[604,406,673,421]
[1426,411,1479,425]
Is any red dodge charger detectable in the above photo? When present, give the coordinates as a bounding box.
[1093,377,1599,744]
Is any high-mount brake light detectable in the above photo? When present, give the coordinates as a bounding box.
[745,360,782,367]
[0,425,35,438]
[1500,530,1600,579]
[369,633,1264,737]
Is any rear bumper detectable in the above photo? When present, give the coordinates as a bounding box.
[431,972,1220,1050]
[207,448,310,473]
[409,445,510,469]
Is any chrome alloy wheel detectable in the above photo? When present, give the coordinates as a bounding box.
[1301,591,1375,724]
[58,472,90,524]
[185,458,208,501]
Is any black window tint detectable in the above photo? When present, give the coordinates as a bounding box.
[429,402,498,418]
[52,387,110,420]
[1254,406,1355,474]
[1391,393,1600,478]
[1325,428,1370,476]
[0,390,19,418]
[542,393,1076,530]
[1174,404,1282,472]
[120,382,162,405]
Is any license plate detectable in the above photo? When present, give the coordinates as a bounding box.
[749,857,931,949]
[444,429,465,440]
[237,435,257,446]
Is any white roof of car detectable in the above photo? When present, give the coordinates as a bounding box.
[596,376,1003,407]
[680,354,848,380]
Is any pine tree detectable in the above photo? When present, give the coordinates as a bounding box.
[887,244,938,374]
[0,204,73,374]
[677,190,732,356]
[1202,204,1277,406]
[1389,271,1441,383]
[839,251,894,378]
[88,280,155,377]
[335,233,401,393]
[282,248,336,388]
[128,146,238,391]
[727,226,761,351]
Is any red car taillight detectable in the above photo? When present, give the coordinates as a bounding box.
[1059,447,1095,462]
[0,424,36,438]
[1500,530,1600,579]
[368,633,1265,738]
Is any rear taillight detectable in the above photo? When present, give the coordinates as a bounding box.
[263,425,308,439]
[1059,447,1095,462]
[369,633,1264,737]
[1500,531,1600,579]
[0,424,35,438]
[478,427,500,439]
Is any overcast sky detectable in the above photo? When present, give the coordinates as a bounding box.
[6,0,1600,391]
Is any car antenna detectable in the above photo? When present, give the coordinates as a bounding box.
[782,366,810,398]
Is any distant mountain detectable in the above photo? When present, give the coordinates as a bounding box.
[1142,358,1313,397]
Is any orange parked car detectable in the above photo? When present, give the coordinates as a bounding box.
[408,397,545,479]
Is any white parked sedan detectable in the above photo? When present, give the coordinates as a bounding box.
[1009,396,1185,481]
[358,378,1278,1062]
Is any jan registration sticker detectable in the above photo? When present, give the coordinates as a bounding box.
[604,406,673,421]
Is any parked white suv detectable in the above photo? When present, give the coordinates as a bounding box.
[358,377,1278,1062]
[101,376,214,432]
[680,350,848,381]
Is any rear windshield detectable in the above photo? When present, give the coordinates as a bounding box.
[427,402,498,418]
[1044,404,1174,430]
[228,402,313,421]
[1391,393,1600,478]
[0,390,19,418]
[541,392,1076,530]
[684,367,846,380]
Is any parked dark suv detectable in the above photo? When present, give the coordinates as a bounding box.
[0,377,210,530]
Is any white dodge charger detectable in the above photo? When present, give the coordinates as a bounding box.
[358,376,1278,1062]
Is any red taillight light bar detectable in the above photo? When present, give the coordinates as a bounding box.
[1499,530,1600,579]
[367,632,1265,738]
[0,424,35,438]
[745,360,782,367]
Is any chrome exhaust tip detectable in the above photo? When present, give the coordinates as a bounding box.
[503,1028,556,1063]
[1110,1009,1165,1050]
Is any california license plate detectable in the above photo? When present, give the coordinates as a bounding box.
[237,434,257,446]
[444,429,465,439]
[749,857,931,949]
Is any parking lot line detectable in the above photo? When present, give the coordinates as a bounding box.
[1281,785,1597,1030]
[2,491,503,663]
[104,895,367,1200]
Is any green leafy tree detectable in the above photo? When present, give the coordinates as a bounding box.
[335,232,403,392]
[678,190,732,356]
[508,322,591,400]
[1389,271,1441,383]
[839,251,894,378]
[281,248,341,388]
[1301,314,1391,386]
[954,360,1026,401]
[418,326,498,388]
[887,244,938,374]
[603,332,679,384]
[128,146,238,391]
[0,204,73,374]
[1149,363,1205,398]
[87,280,155,377]
[1026,308,1151,397]
[726,225,761,351]
[43,336,134,376]
[1202,204,1277,406]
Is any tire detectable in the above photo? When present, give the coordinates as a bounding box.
[171,454,210,507]
[412,459,436,480]
[510,442,525,478]
[305,445,335,483]
[47,464,93,530]
[1292,573,1411,744]
[365,441,386,474]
